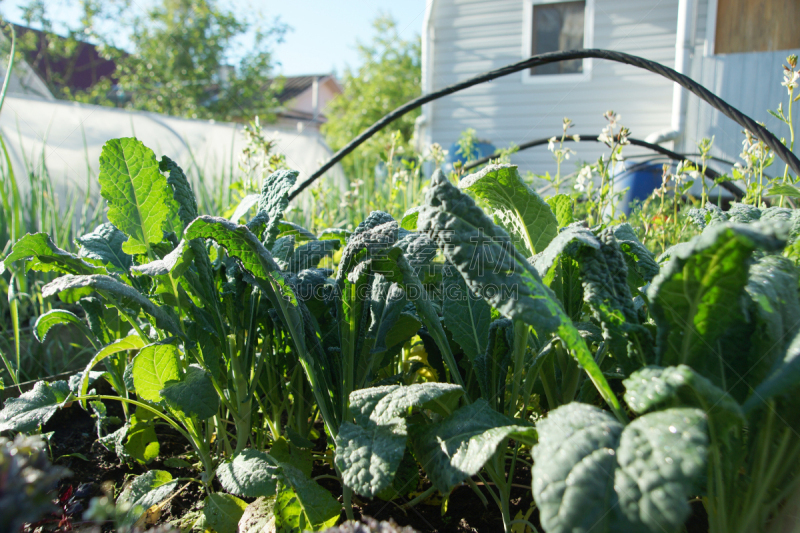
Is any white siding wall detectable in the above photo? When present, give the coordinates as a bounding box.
[425,0,680,177]
[684,0,800,171]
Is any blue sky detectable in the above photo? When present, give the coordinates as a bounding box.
[0,0,429,76]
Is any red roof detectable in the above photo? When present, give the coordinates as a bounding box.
[10,24,118,93]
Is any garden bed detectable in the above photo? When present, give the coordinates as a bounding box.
[42,398,528,533]
[4,52,800,532]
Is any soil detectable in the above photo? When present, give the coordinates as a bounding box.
[31,393,203,532]
[32,399,711,533]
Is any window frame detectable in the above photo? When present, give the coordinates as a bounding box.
[521,0,595,85]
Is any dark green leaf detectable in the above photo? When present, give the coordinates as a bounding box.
[289,239,338,273]
[277,220,317,242]
[160,156,198,230]
[130,239,193,277]
[745,328,800,413]
[217,449,279,498]
[533,403,707,533]
[34,309,86,343]
[118,470,177,524]
[351,211,395,238]
[648,222,787,370]
[365,277,405,356]
[612,223,659,286]
[271,235,295,270]
[185,216,281,279]
[257,169,298,248]
[375,449,419,500]
[474,319,513,410]
[161,364,220,419]
[419,171,623,418]
[727,203,762,224]
[442,264,491,362]
[336,383,464,496]
[357,383,464,425]
[334,421,407,497]
[2,233,104,274]
[395,232,437,278]
[420,170,563,333]
[383,313,422,352]
[0,380,72,432]
[41,275,183,337]
[459,163,558,255]
[624,365,744,434]
[203,493,247,533]
[76,223,132,272]
[411,399,536,494]
[744,255,800,384]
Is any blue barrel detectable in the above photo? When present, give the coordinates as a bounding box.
[612,161,664,215]
[447,141,496,168]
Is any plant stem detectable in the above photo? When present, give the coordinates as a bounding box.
[466,477,489,507]
[780,87,795,207]
[229,336,252,455]
[8,269,20,384]
[342,485,355,521]
[79,394,215,487]
[402,486,436,509]
[507,321,528,416]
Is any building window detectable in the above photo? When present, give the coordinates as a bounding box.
[530,1,585,75]
[522,0,593,84]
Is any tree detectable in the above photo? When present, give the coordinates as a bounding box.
[4,0,128,100]
[322,15,421,174]
[6,0,287,123]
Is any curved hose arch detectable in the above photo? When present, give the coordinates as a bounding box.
[289,49,797,200]
[461,133,746,199]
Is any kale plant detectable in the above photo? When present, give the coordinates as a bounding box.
[2,140,800,533]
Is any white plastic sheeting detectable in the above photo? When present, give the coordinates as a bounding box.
[0,94,345,209]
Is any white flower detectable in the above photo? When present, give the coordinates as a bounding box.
[572,134,581,142]
[574,166,593,192]
[782,69,799,95]
[676,160,693,174]
[603,110,621,127]
[617,127,631,146]
[548,136,557,152]
[598,124,614,146]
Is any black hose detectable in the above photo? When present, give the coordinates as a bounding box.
[289,49,798,201]
[461,133,746,199]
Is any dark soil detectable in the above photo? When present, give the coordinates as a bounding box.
[33,394,202,532]
[36,401,711,533]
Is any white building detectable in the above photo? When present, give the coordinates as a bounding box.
[419,0,800,179]
[274,74,343,132]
